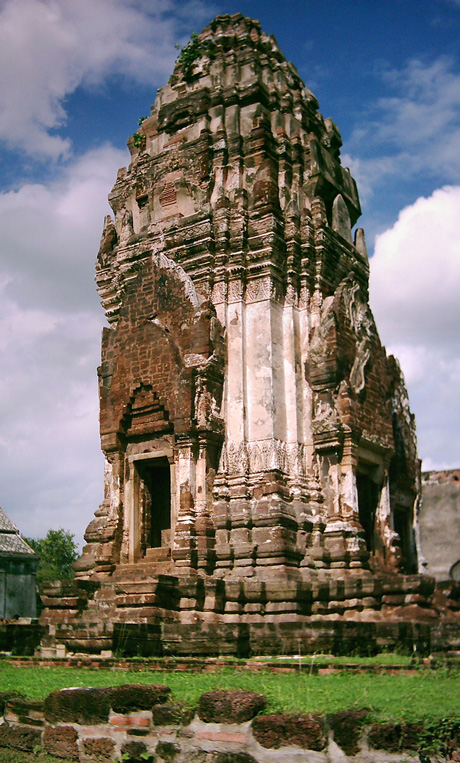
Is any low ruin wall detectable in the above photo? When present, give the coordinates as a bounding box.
[420,470,460,581]
[0,684,458,762]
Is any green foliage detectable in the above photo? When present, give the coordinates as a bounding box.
[0,751,72,763]
[138,115,148,125]
[132,132,146,149]
[417,717,460,759]
[175,32,215,82]
[24,528,78,585]
[176,32,199,69]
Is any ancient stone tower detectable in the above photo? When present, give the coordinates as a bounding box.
[41,14,440,657]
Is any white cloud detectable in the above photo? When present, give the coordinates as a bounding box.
[0,0,210,158]
[0,144,128,311]
[346,57,460,202]
[0,144,129,543]
[377,58,460,169]
[0,294,103,545]
[370,186,460,470]
[341,153,399,207]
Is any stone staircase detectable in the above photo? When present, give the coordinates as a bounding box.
[40,548,182,656]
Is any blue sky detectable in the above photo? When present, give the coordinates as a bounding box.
[0,0,459,544]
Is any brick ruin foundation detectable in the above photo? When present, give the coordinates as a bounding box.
[1,683,459,762]
[40,14,460,657]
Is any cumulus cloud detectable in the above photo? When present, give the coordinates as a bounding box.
[370,186,460,470]
[0,144,129,542]
[0,0,210,159]
[0,144,128,311]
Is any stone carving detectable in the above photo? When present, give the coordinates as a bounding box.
[211,281,226,304]
[118,207,134,245]
[331,193,352,243]
[154,252,200,309]
[97,215,117,269]
[220,439,307,476]
[227,280,244,303]
[39,13,456,660]
[346,281,374,394]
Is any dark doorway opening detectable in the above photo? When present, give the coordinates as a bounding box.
[357,474,379,553]
[136,457,171,549]
[394,509,416,573]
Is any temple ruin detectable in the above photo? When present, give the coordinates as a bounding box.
[40,14,458,656]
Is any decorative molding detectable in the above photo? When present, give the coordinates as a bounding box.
[227,279,244,303]
[346,280,373,394]
[154,252,200,308]
[218,439,307,476]
[211,281,227,304]
[298,284,309,309]
[245,276,283,304]
[284,282,298,307]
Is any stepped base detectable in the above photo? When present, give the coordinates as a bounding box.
[39,567,460,657]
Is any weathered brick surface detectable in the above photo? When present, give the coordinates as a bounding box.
[212,754,258,763]
[43,725,79,759]
[368,721,427,753]
[110,714,150,728]
[155,740,180,760]
[5,696,44,726]
[44,687,111,724]
[328,709,369,755]
[109,683,170,713]
[0,692,20,714]
[401,722,425,750]
[0,723,41,752]
[198,690,266,724]
[196,730,249,743]
[368,722,402,752]
[252,713,326,750]
[152,702,194,726]
[121,739,150,761]
[83,736,115,760]
[99,262,220,443]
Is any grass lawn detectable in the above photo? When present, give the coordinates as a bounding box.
[0,662,459,722]
[0,753,67,763]
[250,652,415,665]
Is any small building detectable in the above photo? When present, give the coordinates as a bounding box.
[0,506,37,619]
[419,470,460,581]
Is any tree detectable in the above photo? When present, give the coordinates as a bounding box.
[24,528,78,585]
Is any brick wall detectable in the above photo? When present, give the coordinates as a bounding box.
[99,257,222,445]
[0,685,455,762]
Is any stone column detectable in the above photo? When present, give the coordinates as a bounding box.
[172,440,197,568]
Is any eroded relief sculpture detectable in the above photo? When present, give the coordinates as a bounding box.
[41,15,450,656]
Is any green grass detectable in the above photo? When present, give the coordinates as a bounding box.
[249,652,415,665]
[1,663,459,722]
[0,753,69,763]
